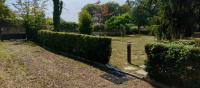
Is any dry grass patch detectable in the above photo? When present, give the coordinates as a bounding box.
[0,41,155,88]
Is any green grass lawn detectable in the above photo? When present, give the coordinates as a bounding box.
[109,35,156,69]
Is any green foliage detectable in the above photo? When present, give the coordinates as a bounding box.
[145,42,200,87]
[127,25,139,34]
[45,18,53,25]
[53,0,63,31]
[105,13,130,31]
[82,4,101,16]
[79,10,92,34]
[158,0,200,40]
[37,30,112,64]
[129,0,158,28]
[160,39,200,47]
[60,20,78,32]
[0,0,5,3]
[146,25,160,36]
[102,2,121,21]
[126,24,155,35]
[14,0,47,40]
[120,4,130,14]
[0,1,16,25]
[82,2,130,24]
[130,5,148,28]
[92,24,105,32]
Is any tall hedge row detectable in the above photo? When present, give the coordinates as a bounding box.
[145,43,200,88]
[37,30,111,64]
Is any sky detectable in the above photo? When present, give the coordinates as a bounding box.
[6,0,126,23]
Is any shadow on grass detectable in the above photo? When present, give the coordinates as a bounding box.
[9,40,162,87]
[38,46,134,85]
[38,45,164,87]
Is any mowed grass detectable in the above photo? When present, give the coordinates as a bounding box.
[109,35,156,69]
[0,41,155,88]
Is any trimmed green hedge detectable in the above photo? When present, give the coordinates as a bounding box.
[160,40,200,46]
[37,30,112,64]
[145,42,200,87]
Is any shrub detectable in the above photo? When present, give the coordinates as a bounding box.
[78,10,92,34]
[159,40,200,47]
[126,24,157,35]
[105,13,130,31]
[26,27,38,41]
[145,42,200,87]
[139,29,150,35]
[37,30,112,64]
[60,21,78,32]
[92,24,105,32]
[146,25,160,36]
[125,25,139,34]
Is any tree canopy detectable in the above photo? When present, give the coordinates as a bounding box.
[158,0,200,40]
[0,1,16,26]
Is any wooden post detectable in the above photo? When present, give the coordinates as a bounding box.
[127,42,132,64]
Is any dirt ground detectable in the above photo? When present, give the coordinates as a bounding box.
[0,41,155,88]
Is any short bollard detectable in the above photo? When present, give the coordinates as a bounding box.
[127,42,132,64]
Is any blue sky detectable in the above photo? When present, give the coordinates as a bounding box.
[6,0,126,23]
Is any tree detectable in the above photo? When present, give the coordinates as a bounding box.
[13,0,47,29]
[0,0,15,41]
[82,4,100,16]
[60,19,78,32]
[0,0,16,26]
[129,1,149,29]
[102,2,121,22]
[81,2,130,24]
[52,0,63,31]
[158,0,200,40]
[13,0,47,40]
[120,4,130,14]
[105,13,130,31]
[79,10,92,34]
[129,0,163,28]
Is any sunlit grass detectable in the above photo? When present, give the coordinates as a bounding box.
[109,35,156,69]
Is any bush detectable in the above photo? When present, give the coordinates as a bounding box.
[139,29,150,35]
[37,30,112,64]
[78,10,92,34]
[60,21,78,32]
[126,24,156,35]
[92,24,105,32]
[26,28,38,41]
[146,25,160,36]
[125,24,138,34]
[145,42,200,87]
[160,40,200,47]
[105,13,130,31]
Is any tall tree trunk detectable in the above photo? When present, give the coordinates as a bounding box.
[53,0,63,31]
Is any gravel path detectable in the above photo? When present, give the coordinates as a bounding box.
[0,41,155,88]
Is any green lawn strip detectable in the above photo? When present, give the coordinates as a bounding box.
[109,35,156,69]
